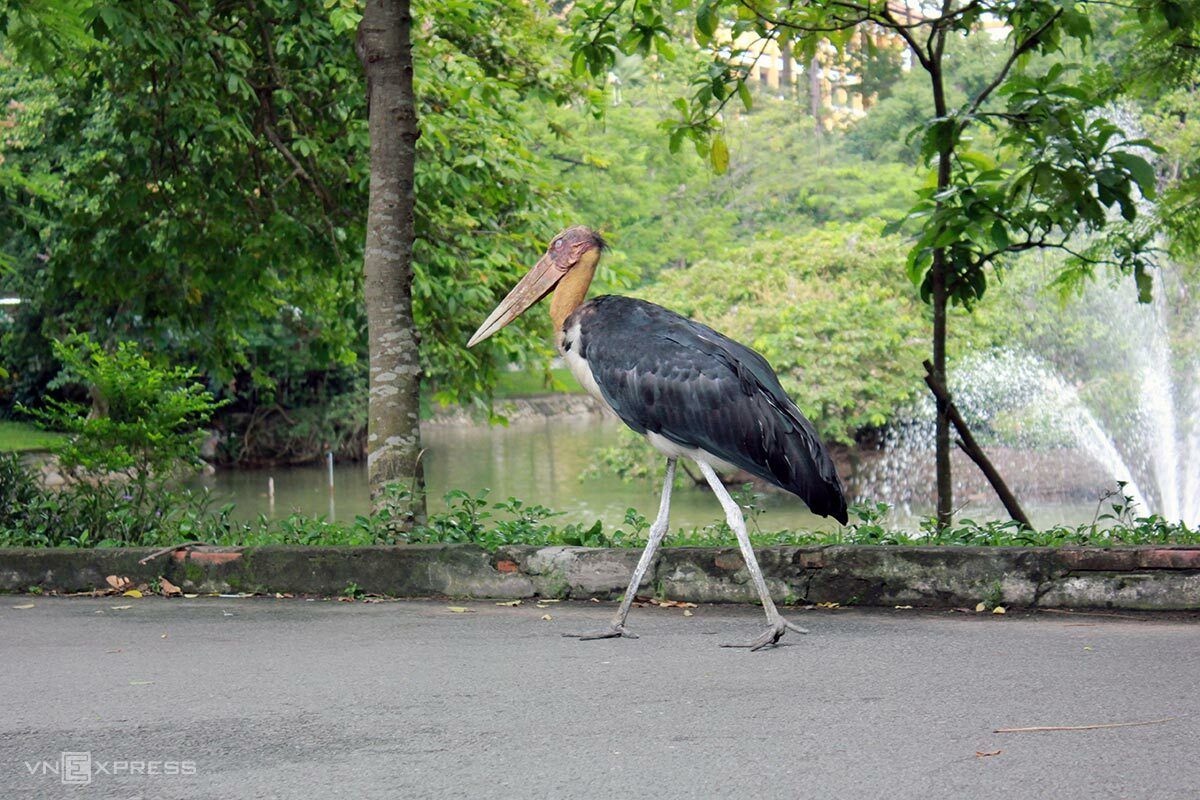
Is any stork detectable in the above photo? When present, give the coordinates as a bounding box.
[468,226,848,650]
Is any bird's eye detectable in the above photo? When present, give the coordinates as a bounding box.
[553,238,563,250]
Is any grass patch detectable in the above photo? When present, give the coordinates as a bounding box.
[0,421,63,452]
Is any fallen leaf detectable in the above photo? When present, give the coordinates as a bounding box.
[12,603,34,610]
[496,600,522,607]
[183,593,198,599]
[976,750,1002,758]
[106,575,131,591]
[540,614,553,621]
[161,633,168,639]
[536,604,549,609]
[123,589,143,599]
[447,606,473,613]
[683,609,694,617]
[110,605,133,611]
[106,649,122,654]
[894,605,913,610]
[992,606,1007,615]
[159,577,182,597]
[975,602,988,612]
[1083,646,1094,651]
[129,680,154,686]
[816,602,840,609]
[590,598,601,603]
[538,599,561,604]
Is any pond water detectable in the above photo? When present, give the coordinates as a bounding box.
[193,415,1100,533]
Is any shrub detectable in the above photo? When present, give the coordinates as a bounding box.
[23,333,227,482]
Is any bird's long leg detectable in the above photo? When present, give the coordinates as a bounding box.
[696,461,809,651]
[564,457,676,641]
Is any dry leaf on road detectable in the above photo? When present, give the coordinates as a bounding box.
[106,575,131,592]
[975,750,1002,758]
[123,589,144,599]
[159,578,182,597]
[496,600,522,607]
[12,603,35,610]
[447,606,473,613]
[540,614,553,621]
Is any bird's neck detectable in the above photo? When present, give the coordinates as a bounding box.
[549,255,597,334]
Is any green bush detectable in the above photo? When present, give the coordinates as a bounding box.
[23,333,226,481]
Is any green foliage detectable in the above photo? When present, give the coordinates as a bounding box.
[0,0,588,426]
[899,63,1160,308]
[1,1,366,384]
[22,334,225,480]
[548,90,918,285]
[411,0,586,407]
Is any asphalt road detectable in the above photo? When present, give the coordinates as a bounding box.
[1,597,1198,800]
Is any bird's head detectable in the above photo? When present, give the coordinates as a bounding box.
[467,225,606,347]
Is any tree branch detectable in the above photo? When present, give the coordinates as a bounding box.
[961,9,1064,122]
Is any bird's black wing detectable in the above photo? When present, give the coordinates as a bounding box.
[571,296,847,523]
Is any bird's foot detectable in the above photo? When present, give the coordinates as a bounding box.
[721,616,809,652]
[562,622,638,641]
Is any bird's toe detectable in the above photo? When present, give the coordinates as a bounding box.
[563,624,637,641]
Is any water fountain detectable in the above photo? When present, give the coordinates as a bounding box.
[861,262,1198,527]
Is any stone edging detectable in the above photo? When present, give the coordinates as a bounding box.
[2,544,1198,609]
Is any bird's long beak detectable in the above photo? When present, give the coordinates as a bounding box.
[467,254,561,347]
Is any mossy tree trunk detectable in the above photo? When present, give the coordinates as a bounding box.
[357,0,425,524]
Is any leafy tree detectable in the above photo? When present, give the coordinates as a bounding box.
[566,0,1182,527]
[0,0,583,480]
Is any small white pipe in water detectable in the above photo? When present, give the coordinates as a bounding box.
[268,476,275,513]
[327,452,334,491]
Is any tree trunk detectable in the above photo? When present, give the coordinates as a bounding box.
[923,361,1032,529]
[780,41,793,100]
[357,0,425,525]
[929,35,952,530]
[808,55,822,138]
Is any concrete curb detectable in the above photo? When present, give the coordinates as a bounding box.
[1,545,1198,610]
